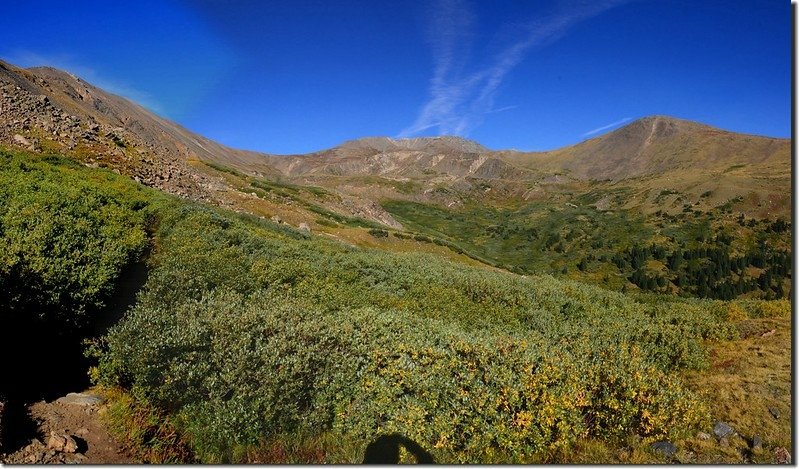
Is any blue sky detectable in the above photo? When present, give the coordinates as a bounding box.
[0,0,790,154]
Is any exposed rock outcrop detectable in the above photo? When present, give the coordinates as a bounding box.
[0,60,237,202]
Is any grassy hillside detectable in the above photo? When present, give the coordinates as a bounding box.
[0,148,790,463]
[505,116,790,181]
[382,189,791,300]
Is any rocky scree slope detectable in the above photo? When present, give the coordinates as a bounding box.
[0,60,401,226]
[0,60,271,201]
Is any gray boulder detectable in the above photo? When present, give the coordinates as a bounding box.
[55,392,103,406]
[752,435,763,451]
[713,421,735,439]
[651,440,677,458]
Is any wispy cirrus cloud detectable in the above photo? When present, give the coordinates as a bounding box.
[2,50,164,114]
[485,104,519,114]
[581,116,632,137]
[400,0,627,138]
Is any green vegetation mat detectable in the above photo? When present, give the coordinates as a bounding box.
[381,198,790,300]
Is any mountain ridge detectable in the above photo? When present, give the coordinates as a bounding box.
[3,60,787,158]
[504,114,788,181]
[0,59,280,200]
[266,114,788,183]
[0,59,790,224]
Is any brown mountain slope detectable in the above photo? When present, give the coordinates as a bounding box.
[506,116,789,181]
[26,65,277,172]
[260,115,789,219]
[267,115,789,184]
[265,136,535,181]
[0,59,407,227]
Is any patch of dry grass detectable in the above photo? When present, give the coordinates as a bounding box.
[335,226,492,269]
[98,386,195,464]
[681,314,791,463]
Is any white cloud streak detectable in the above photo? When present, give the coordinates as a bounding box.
[400,0,627,138]
[485,104,519,114]
[2,50,164,114]
[581,116,632,137]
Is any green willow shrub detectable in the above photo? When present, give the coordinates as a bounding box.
[94,196,773,462]
[3,147,785,463]
[367,228,389,238]
[101,290,709,463]
[737,298,790,318]
[0,150,148,326]
[4,147,775,463]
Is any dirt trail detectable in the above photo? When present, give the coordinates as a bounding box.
[1,391,136,464]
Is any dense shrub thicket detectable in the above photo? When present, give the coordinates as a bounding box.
[103,291,715,463]
[0,150,153,413]
[0,151,149,326]
[1,148,789,463]
[96,195,776,462]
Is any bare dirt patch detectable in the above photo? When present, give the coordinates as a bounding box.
[1,391,137,464]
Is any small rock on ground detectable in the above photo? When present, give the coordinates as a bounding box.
[713,421,735,439]
[775,447,791,464]
[2,438,86,464]
[651,440,677,458]
[751,435,763,451]
[769,407,781,420]
[56,392,103,406]
[47,433,79,453]
[12,134,31,146]
[0,390,134,464]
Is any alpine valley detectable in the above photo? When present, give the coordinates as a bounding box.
[0,58,791,464]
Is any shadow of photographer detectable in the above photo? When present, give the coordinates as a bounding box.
[362,433,435,464]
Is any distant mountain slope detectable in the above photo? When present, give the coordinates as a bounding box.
[267,115,788,184]
[339,136,490,154]
[267,136,532,180]
[509,116,789,181]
